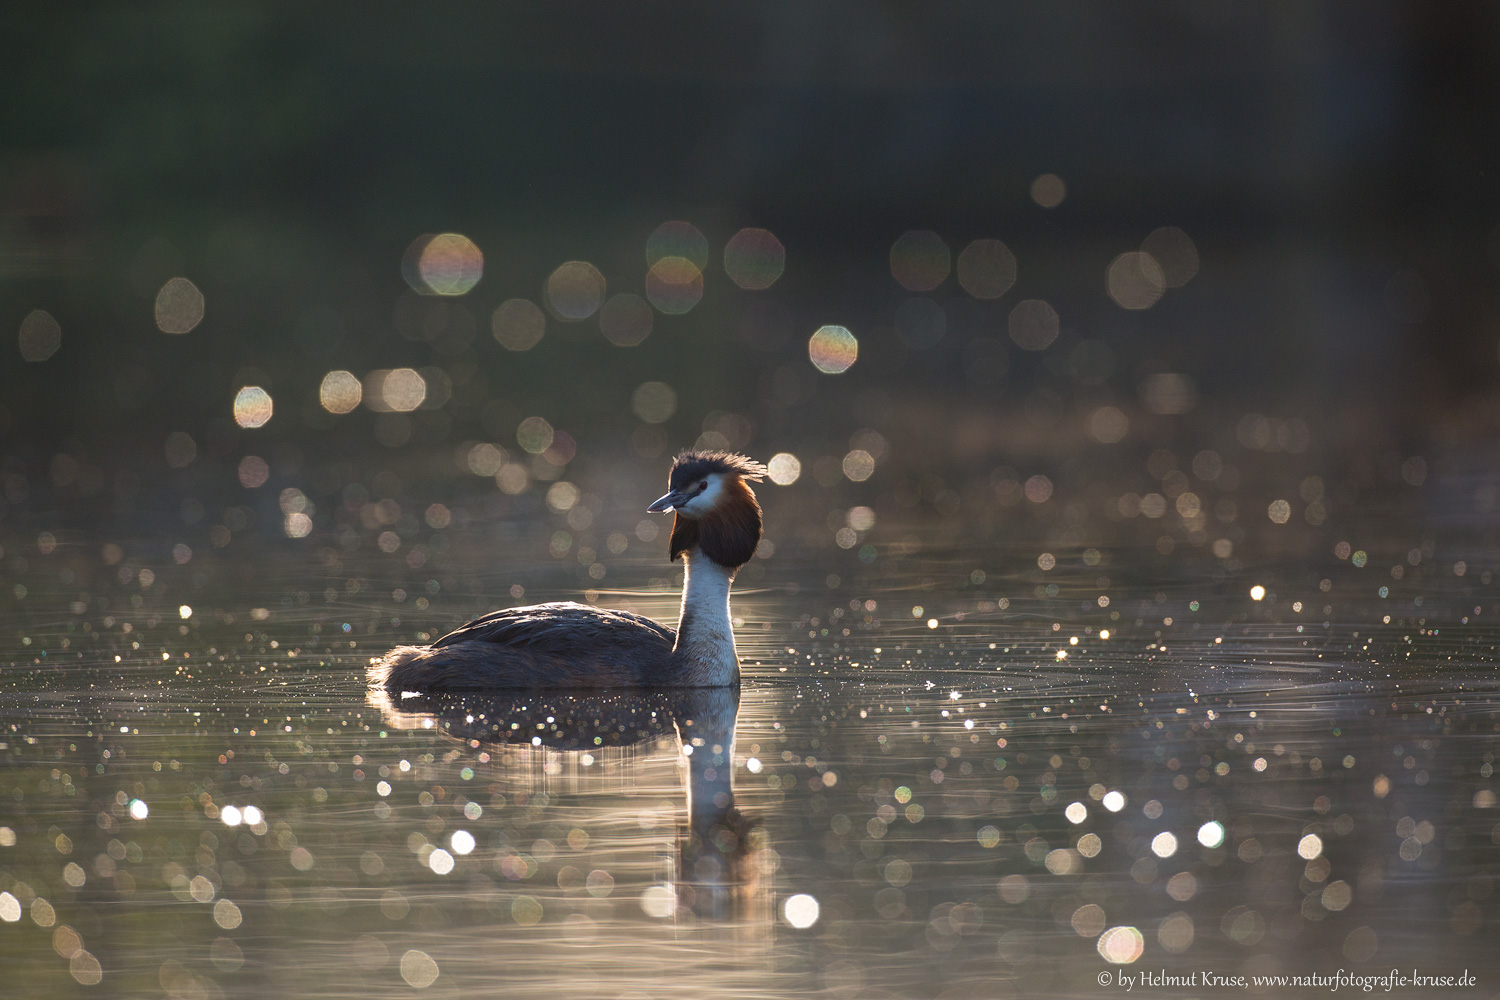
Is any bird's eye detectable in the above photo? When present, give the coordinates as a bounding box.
[698,481,708,492]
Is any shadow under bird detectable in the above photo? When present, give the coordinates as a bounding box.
[369,451,766,692]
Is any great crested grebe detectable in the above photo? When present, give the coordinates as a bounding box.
[369,451,765,692]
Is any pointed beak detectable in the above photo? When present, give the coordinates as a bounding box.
[647,490,686,513]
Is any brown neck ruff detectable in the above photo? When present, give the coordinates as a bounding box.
[668,477,762,569]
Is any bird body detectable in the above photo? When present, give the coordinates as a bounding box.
[369,451,765,692]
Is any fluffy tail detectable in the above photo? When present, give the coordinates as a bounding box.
[366,645,432,692]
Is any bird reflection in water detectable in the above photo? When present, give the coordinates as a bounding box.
[366,684,769,927]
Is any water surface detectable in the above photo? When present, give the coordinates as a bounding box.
[3,540,1497,998]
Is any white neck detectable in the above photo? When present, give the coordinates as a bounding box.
[673,551,739,686]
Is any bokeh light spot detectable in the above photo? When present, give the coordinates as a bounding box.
[546,481,580,513]
[1090,406,1129,444]
[280,488,313,538]
[645,257,704,315]
[233,387,273,429]
[1159,914,1194,953]
[492,298,547,351]
[1097,926,1145,964]
[768,453,801,485]
[631,382,677,424]
[599,293,654,346]
[723,228,785,289]
[213,899,241,930]
[809,325,858,373]
[1345,926,1378,963]
[165,432,197,468]
[467,443,506,476]
[1166,872,1197,902]
[1107,252,1165,310]
[646,220,708,270]
[155,277,205,333]
[238,455,269,488]
[319,371,362,414]
[400,950,439,988]
[512,896,543,925]
[842,450,875,482]
[546,261,606,320]
[1142,227,1199,287]
[1072,903,1107,937]
[517,417,555,454]
[586,869,614,898]
[52,924,82,957]
[889,230,950,291]
[1031,173,1067,208]
[68,951,101,985]
[380,369,427,412]
[783,893,820,928]
[640,885,676,918]
[1008,299,1059,351]
[497,464,530,494]
[404,234,482,296]
[19,309,60,362]
[1322,880,1353,911]
[956,239,1017,299]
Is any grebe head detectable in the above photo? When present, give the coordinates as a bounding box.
[648,451,766,569]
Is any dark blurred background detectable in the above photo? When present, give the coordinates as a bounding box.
[7,12,1500,993]
[2,2,1499,591]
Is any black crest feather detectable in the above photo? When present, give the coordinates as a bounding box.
[668,451,767,491]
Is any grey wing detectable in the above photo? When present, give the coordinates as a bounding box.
[432,602,675,653]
